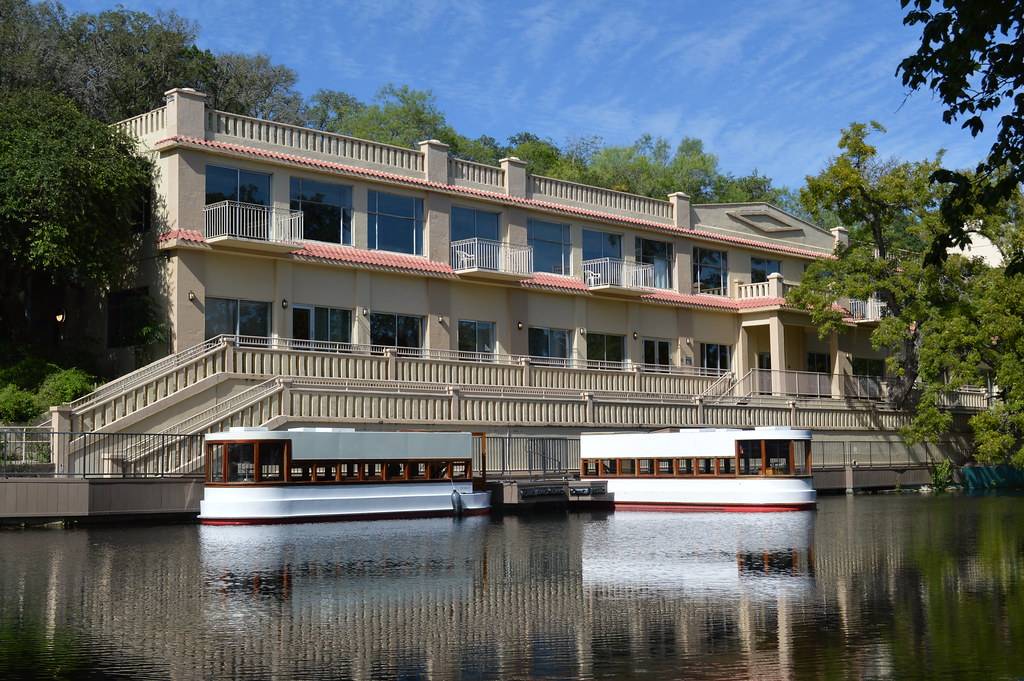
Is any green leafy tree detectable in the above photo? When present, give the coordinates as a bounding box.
[0,89,152,345]
[788,122,945,407]
[208,53,303,124]
[898,0,1024,269]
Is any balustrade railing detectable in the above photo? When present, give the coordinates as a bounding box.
[207,109,424,174]
[736,281,772,299]
[581,258,654,290]
[202,201,303,242]
[448,158,505,188]
[450,238,532,275]
[529,174,674,221]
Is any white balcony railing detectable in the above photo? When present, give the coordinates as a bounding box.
[581,258,654,290]
[202,201,304,243]
[848,297,889,321]
[736,281,771,299]
[450,238,532,275]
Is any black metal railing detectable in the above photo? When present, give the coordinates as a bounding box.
[0,430,204,478]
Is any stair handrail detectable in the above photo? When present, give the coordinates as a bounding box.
[699,370,738,402]
[114,377,282,465]
[68,336,230,411]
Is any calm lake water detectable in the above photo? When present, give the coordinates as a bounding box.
[1,494,1022,680]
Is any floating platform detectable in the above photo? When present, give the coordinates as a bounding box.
[486,479,613,514]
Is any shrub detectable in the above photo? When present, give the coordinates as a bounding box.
[931,459,956,489]
[0,384,43,424]
[37,369,95,406]
[0,357,59,391]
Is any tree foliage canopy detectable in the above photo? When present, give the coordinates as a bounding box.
[898,0,1024,269]
[0,89,152,340]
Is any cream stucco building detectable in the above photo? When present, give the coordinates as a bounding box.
[46,86,983,475]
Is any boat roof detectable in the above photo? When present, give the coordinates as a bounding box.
[580,427,811,459]
[205,428,473,461]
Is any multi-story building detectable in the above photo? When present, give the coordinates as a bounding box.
[45,87,983,477]
[121,88,886,386]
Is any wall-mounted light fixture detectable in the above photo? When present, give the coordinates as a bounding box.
[55,311,66,324]
[517,321,524,330]
[684,336,692,346]
[362,307,369,316]
[632,330,639,340]
[281,299,288,309]
[580,328,586,336]
[188,290,196,302]
[437,315,445,324]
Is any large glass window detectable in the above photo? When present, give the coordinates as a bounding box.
[226,443,255,482]
[643,339,671,367]
[528,327,572,359]
[258,442,285,482]
[206,165,271,206]
[292,306,351,344]
[693,248,728,295]
[458,320,496,354]
[583,230,622,261]
[204,298,270,339]
[451,206,500,242]
[290,177,352,244]
[368,191,424,255]
[636,238,673,289]
[587,333,625,364]
[852,357,885,376]
[700,343,731,373]
[370,312,423,350]
[750,257,781,283]
[528,219,571,275]
[807,352,830,373]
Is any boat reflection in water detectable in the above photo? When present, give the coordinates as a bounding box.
[192,510,815,679]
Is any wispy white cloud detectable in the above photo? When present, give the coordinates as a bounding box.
[60,0,994,186]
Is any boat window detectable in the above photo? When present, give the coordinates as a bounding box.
[339,462,359,480]
[363,463,383,480]
[766,440,790,474]
[451,461,469,479]
[620,459,636,475]
[209,444,224,482]
[697,458,714,475]
[258,441,284,482]
[386,462,406,480]
[289,462,313,481]
[315,464,337,481]
[638,459,654,475]
[676,458,694,475]
[409,462,428,479]
[583,460,598,476]
[226,443,255,482]
[601,459,618,476]
[738,440,762,475]
[655,459,673,475]
[428,462,449,480]
[719,458,735,474]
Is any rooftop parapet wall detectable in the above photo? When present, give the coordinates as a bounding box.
[113,90,841,249]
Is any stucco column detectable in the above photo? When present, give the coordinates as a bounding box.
[49,406,72,475]
[163,88,207,138]
[830,332,852,398]
[272,260,292,340]
[769,317,786,395]
[500,157,528,198]
[173,251,206,351]
[667,192,691,230]
[353,271,371,345]
[735,325,750,381]
[417,139,450,184]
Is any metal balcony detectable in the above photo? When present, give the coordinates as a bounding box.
[450,238,533,280]
[202,201,304,251]
[581,258,654,295]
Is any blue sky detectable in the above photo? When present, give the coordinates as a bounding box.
[67,0,994,189]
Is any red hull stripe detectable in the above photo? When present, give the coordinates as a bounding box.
[200,507,489,526]
[615,502,815,513]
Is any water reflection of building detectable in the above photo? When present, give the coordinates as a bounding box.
[0,511,830,680]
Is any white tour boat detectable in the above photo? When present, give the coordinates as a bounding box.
[199,427,491,525]
[580,427,816,512]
